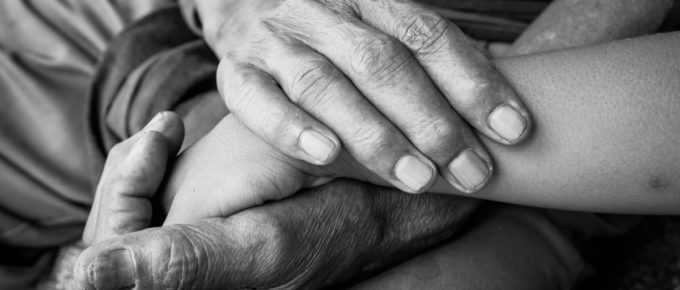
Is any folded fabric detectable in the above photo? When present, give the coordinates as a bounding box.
[87,8,218,183]
[0,1,174,287]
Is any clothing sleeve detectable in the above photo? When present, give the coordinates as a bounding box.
[0,1,175,285]
[86,7,219,183]
[0,244,55,289]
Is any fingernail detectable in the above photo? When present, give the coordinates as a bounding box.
[394,155,434,193]
[488,105,527,143]
[448,150,490,193]
[88,249,135,290]
[299,130,336,163]
[143,111,167,132]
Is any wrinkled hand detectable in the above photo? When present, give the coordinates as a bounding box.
[82,112,184,245]
[197,0,533,194]
[74,112,478,289]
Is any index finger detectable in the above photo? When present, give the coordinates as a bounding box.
[356,0,532,145]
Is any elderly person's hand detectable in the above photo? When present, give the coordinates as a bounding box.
[197,0,533,194]
[82,112,185,245]
[74,112,478,289]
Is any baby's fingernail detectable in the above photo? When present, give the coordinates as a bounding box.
[448,150,491,193]
[395,155,434,193]
[88,249,135,290]
[143,111,168,132]
[488,105,527,144]
[299,130,336,163]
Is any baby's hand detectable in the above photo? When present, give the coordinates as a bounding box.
[162,114,373,224]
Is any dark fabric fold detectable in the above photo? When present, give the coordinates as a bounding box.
[86,7,218,185]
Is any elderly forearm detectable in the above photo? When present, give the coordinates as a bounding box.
[221,180,480,288]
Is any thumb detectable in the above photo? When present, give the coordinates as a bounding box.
[84,111,185,245]
[73,217,280,290]
[74,225,209,290]
[140,111,185,157]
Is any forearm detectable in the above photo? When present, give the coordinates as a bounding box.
[222,179,480,288]
[433,32,680,213]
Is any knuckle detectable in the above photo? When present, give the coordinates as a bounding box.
[265,0,356,27]
[228,211,322,288]
[109,159,153,189]
[106,202,152,235]
[400,11,450,55]
[280,0,309,10]
[108,174,137,194]
[351,35,411,85]
[231,211,289,270]
[347,122,397,165]
[288,60,341,110]
[231,83,292,147]
[409,117,465,159]
[224,67,262,110]
[155,226,209,289]
[317,0,357,15]
[455,77,498,110]
[270,115,298,149]
[260,0,307,32]
[249,212,287,251]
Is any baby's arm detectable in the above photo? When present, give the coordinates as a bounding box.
[466,31,680,213]
[164,32,680,223]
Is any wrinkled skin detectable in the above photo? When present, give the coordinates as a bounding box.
[202,0,533,194]
[74,112,479,289]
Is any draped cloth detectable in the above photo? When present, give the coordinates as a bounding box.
[0,1,175,287]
